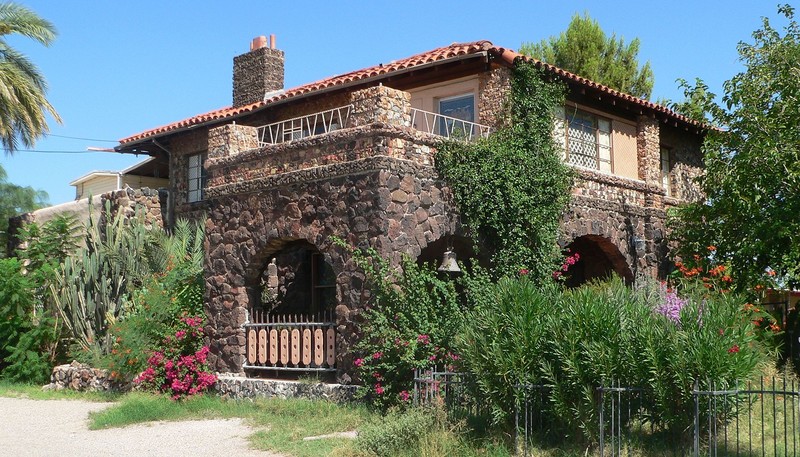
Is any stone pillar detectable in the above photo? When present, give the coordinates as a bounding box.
[348,86,411,128]
[208,124,259,159]
[636,116,661,186]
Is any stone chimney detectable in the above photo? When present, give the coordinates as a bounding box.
[232,34,284,107]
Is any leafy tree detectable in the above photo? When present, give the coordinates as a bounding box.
[670,5,800,290]
[520,12,654,99]
[0,163,47,252]
[665,78,717,124]
[0,2,60,154]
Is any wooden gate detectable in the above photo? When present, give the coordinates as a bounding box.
[244,312,337,372]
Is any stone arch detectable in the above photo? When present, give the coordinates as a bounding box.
[244,237,337,320]
[563,235,633,287]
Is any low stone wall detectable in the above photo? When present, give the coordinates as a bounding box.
[215,375,358,402]
[43,361,129,392]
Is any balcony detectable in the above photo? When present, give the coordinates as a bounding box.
[253,104,491,149]
[257,105,353,147]
[410,108,492,141]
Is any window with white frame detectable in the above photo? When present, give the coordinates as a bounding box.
[187,153,205,203]
[660,146,672,196]
[565,108,612,173]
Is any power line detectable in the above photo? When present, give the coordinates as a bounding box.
[16,149,107,154]
[44,133,117,143]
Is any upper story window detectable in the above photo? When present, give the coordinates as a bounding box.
[187,153,206,203]
[565,108,612,173]
[660,147,672,196]
[438,93,475,138]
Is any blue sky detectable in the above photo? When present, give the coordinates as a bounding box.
[0,1,787,205]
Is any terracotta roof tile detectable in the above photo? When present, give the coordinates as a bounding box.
[119,41,493,145]
[118,40,700,146]
[491,46,703,128]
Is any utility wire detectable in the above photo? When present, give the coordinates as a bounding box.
[16,149,111,154]
[44,133,117,143]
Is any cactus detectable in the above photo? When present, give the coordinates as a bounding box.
[49,201,157,356]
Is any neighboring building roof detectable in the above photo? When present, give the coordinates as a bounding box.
[69,156,164,186]
[118,40,701,147]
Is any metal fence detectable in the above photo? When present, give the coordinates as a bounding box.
[694,377,800,457]
[412,366,484,420]
[411,369,800,455]
[513,377,800,457]
[256,105,352,146]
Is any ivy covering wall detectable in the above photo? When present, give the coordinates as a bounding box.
[435,61,573,280]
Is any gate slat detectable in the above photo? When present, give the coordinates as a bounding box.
[326,327,336,367]
[302,329,312,366]
[257,329,267,364]
[290,329,300,366]
[269,329,278,365]
[247,329,257,365]
[280,329,289,365]
[314,328,324,366]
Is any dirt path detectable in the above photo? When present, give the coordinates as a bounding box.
[0,397,282,457]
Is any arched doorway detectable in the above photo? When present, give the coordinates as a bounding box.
[250,239,336,319]
[563,235,633,287]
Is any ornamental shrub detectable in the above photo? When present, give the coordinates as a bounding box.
[335,240,466,410]
[456,275,769,443]
[134,315,216,400]
[100,219,204,382]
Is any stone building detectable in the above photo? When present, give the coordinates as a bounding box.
[114,37,705,381]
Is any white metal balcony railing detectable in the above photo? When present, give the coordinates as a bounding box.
[257,105,353,146]
[255,105,492,147]
[410,108,491,141]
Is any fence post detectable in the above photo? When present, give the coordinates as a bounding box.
[693,379,700,457]
[599,384,605,457]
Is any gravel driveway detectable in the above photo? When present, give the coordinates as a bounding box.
[0,397,282,456]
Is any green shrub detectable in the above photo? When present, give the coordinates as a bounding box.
[455,273,556,425]
[0,258,57,384]
[101,219,205,382]
[456,276,769,443]
[355,407,438,456]
[337,240,465,409]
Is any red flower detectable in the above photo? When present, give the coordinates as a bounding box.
[375,383,384,395]
[354,358,364,367]
[728,345,740,354]
[519,268,529,275]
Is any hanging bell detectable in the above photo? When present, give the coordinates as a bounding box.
[437,249,461,274]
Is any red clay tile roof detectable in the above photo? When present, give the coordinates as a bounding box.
[491,45,703,128]
[118,40,700,146]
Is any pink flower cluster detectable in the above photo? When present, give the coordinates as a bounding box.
[134,324,216,400]
[553,251,581,280]
[416,334,430,345]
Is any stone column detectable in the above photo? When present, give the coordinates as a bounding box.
[348,86,411,128]
[208,124,259,159]
[636,116,661,186]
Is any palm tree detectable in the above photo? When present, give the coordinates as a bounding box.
[0,3,59,154]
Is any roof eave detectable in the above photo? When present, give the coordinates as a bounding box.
[116,51,490,153]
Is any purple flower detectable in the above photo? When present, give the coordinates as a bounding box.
[655,284,688,325]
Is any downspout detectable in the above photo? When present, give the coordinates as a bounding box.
[152,138,175,232]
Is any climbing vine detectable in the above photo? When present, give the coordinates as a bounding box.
[436,61,573,280]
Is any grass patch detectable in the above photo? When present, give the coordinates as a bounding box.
[89,392,376,457]
[0,381,119,402]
